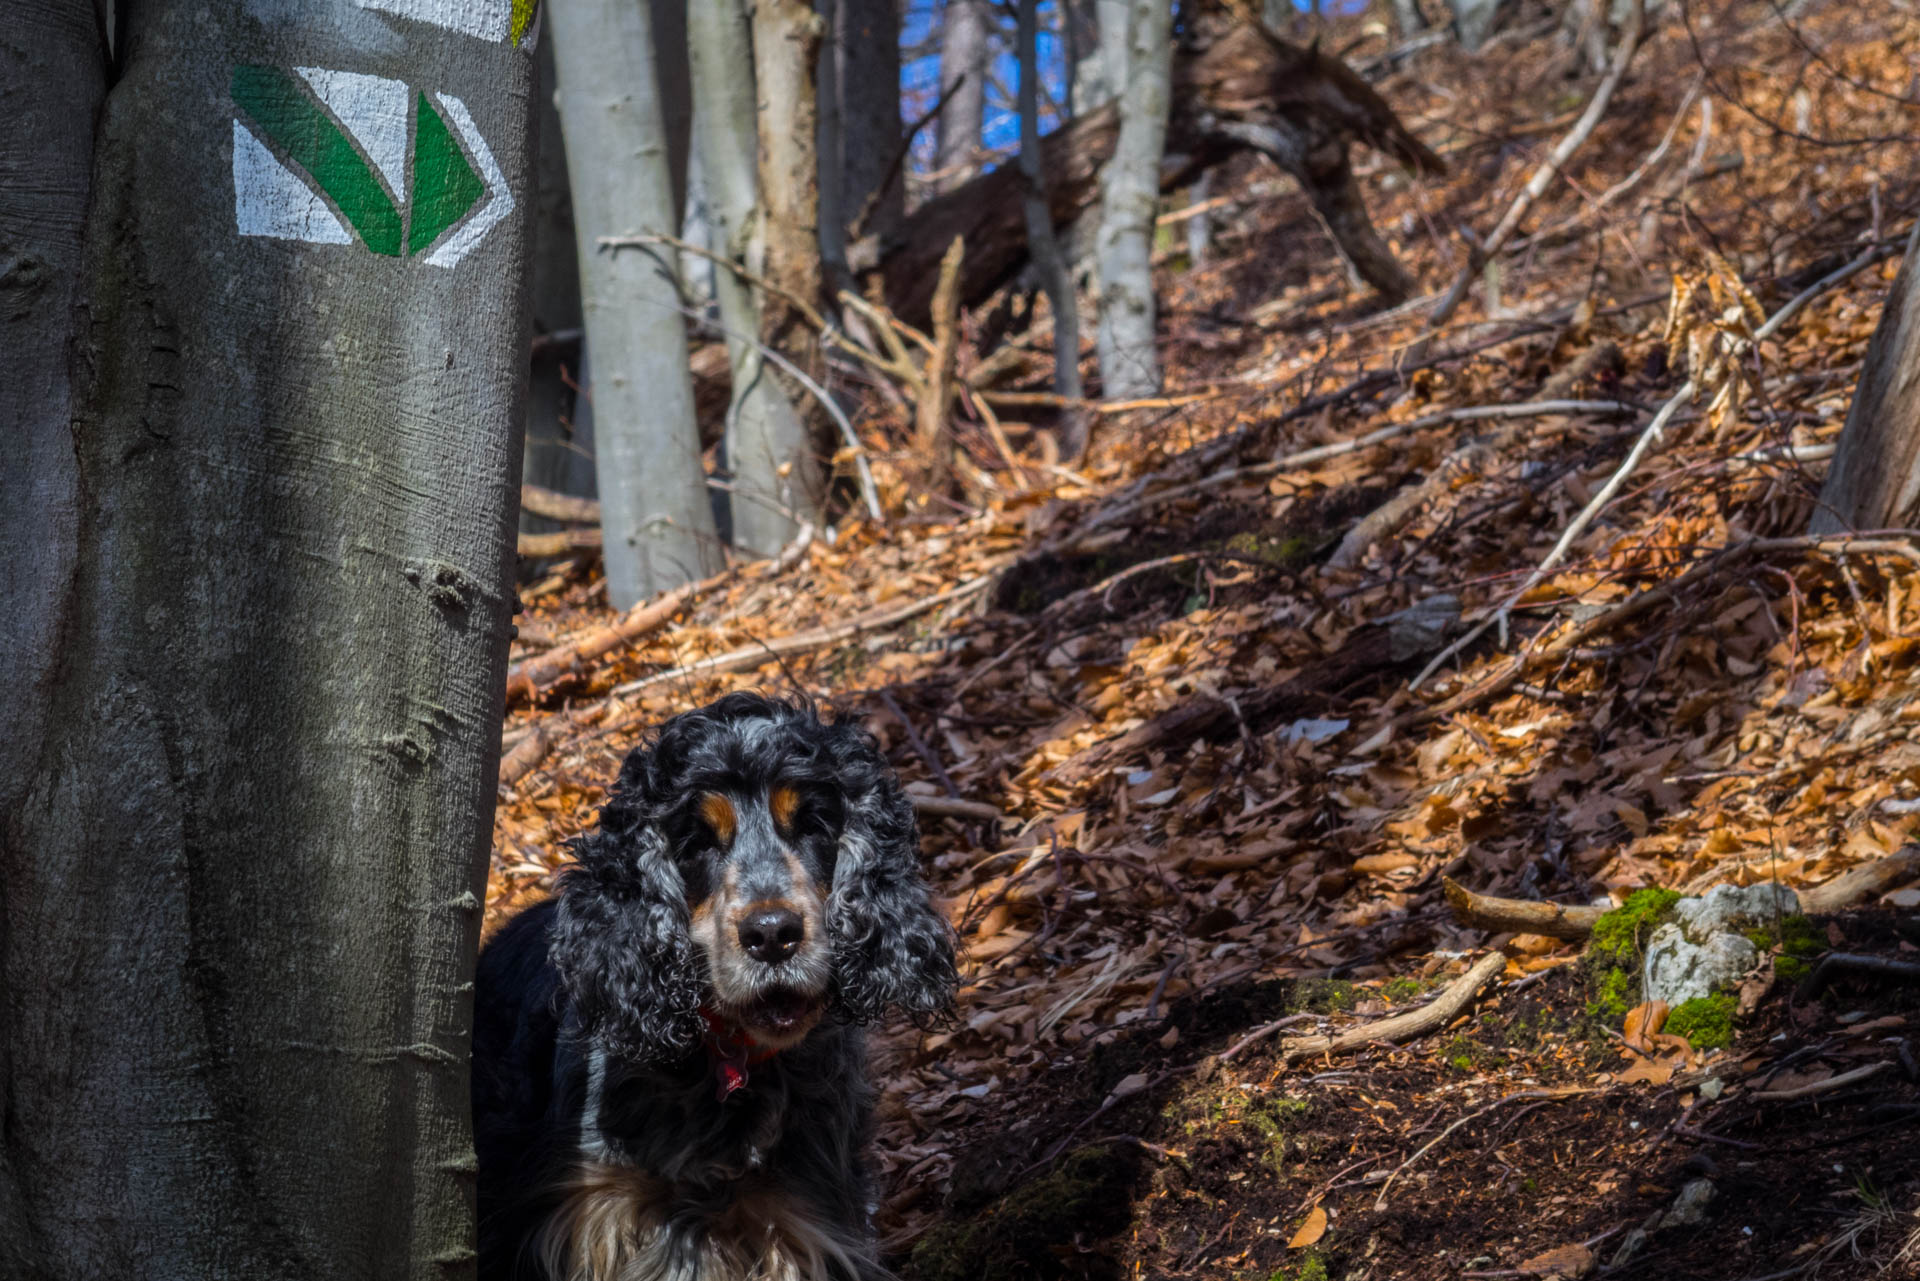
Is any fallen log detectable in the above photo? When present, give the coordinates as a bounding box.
[521,484,600,524]
[517,527,602,559]
[1801,843,1920,913]
[872,17,1443,327]
[505,579,705,706]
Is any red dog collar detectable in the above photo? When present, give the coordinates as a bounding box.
[699,1007,779,1100]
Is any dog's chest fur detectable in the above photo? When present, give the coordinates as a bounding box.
[538,1031,876,1281]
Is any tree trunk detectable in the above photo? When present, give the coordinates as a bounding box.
[1,4,534,1275]
[834,0,904,240]
[935,0,990,192]
[1449,0,1507,50]
[552,0,724,607]
[1095,0,1173,399]
[752,0,827,380]
[1810,223,1920,535]
[690,0,824,556]
[1021,0,1087,455]
[523,34,591,525]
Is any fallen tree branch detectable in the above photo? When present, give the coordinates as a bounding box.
[521,485,601,524]
[1443,879,1606,940]
[1801,843,1920,913]
[1750,1059,1893,1102]
[498,724,554,789]
[517,527,603,559]
[1270,949,1507,1062]
[611,571,997,697]
[504,524,818,706]
[911,795,1006,823]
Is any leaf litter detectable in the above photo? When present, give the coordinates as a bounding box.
[490,3,1920,1275]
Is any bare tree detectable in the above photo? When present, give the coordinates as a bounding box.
[1811,223,1920,534]
[1020,0,1088,455]
[552,0,724,608]
[834,0,905,240]
[1,2,534,1272]
[936,0,991,192]
[690,0,825,556]
[1095,0,1173,399]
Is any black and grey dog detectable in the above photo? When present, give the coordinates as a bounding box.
[472,693,957,1280]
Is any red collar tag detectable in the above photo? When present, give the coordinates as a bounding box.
[699,1008,777,1100]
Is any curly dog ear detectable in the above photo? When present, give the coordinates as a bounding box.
[550,781,706,1063]
[823,720,959,1025]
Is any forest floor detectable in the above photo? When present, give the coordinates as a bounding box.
[489,3,1920,1276]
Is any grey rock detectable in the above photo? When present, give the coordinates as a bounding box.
[1642,883,1800,1007]
[1660,1178,1717,1229]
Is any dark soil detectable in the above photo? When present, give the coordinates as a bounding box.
[893,911,1920,1281]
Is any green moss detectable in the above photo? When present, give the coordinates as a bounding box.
[1441,1035,1502,1074]
[1587,889,1683,969]
[1296,979,1359,1014]
[909,1144,1136,1281]
[1584,888,1682,1020]
[1268,1254,1329,1281]
[1382,976,1432,1004]
[1247,1096,1313,1174]
[1665,993,1738,1049]
[1738,912,1825,986]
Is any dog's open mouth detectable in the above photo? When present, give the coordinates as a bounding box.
[742,987,823,1038]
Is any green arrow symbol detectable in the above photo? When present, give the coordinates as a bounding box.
[408,92,486,256]
[231,65,403,257]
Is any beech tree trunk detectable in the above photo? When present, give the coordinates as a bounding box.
[1,2,534,1274]
[834,0,904,239]
[690,0,824,556]
[552,0,724,607]
[1810,223,1920,535]
[1095,0,1173,399]
[1020,0,1086,454]
[935,0,990,192]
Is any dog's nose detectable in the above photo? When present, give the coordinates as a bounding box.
[738,908,804,964]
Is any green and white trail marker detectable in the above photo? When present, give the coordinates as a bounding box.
[231,64,513,266]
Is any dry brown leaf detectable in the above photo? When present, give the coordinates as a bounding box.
[1519,1242,1595,1278]
[1288,1205,1329,1249]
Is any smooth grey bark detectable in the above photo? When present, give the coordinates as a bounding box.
[524,33,589,514]
[834,0,903,239]
[689,0,823,556]
[934,0,989,192]
[0,1,533,1275]
[1811,222,1920,535]
[552,0,724,606]
[1019,0,1085,454]
[1392,0,1431,35]
[1094,0,1172,399]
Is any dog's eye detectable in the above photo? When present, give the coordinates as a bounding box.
[768,784,802,831]
[697,792,736,846]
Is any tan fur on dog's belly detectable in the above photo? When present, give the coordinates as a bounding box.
[538,1161,871,1281]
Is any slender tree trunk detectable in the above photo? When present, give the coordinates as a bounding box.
[1449,0,1506,50]
[524,34,589,520]
[552,0,724,607]
[753,0,826,371]
[690,0,824,556]
[1095,0,1172,399]
[1810,223,1920,534]
[1020,0,1087,455]
[835,0,903,239]
[1,3,534,1274]
[935,0,990,193]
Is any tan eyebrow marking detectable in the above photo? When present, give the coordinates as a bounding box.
[769,785,801,829]
[698,792,736,846]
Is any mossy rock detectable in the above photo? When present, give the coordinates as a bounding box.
[909,1144,1138,1281]
[1583,888,1682,1020]
[1742,913,1826,984]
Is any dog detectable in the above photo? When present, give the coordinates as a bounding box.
[472,693,958,1281]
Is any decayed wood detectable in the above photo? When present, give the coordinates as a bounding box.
[498,724,554,788]
[1443,878,1607,941]
[873,18,1443,328]
[915,238,966,491]
[911,795,1006,823]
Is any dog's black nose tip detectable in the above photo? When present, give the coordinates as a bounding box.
[739,908,804,964]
